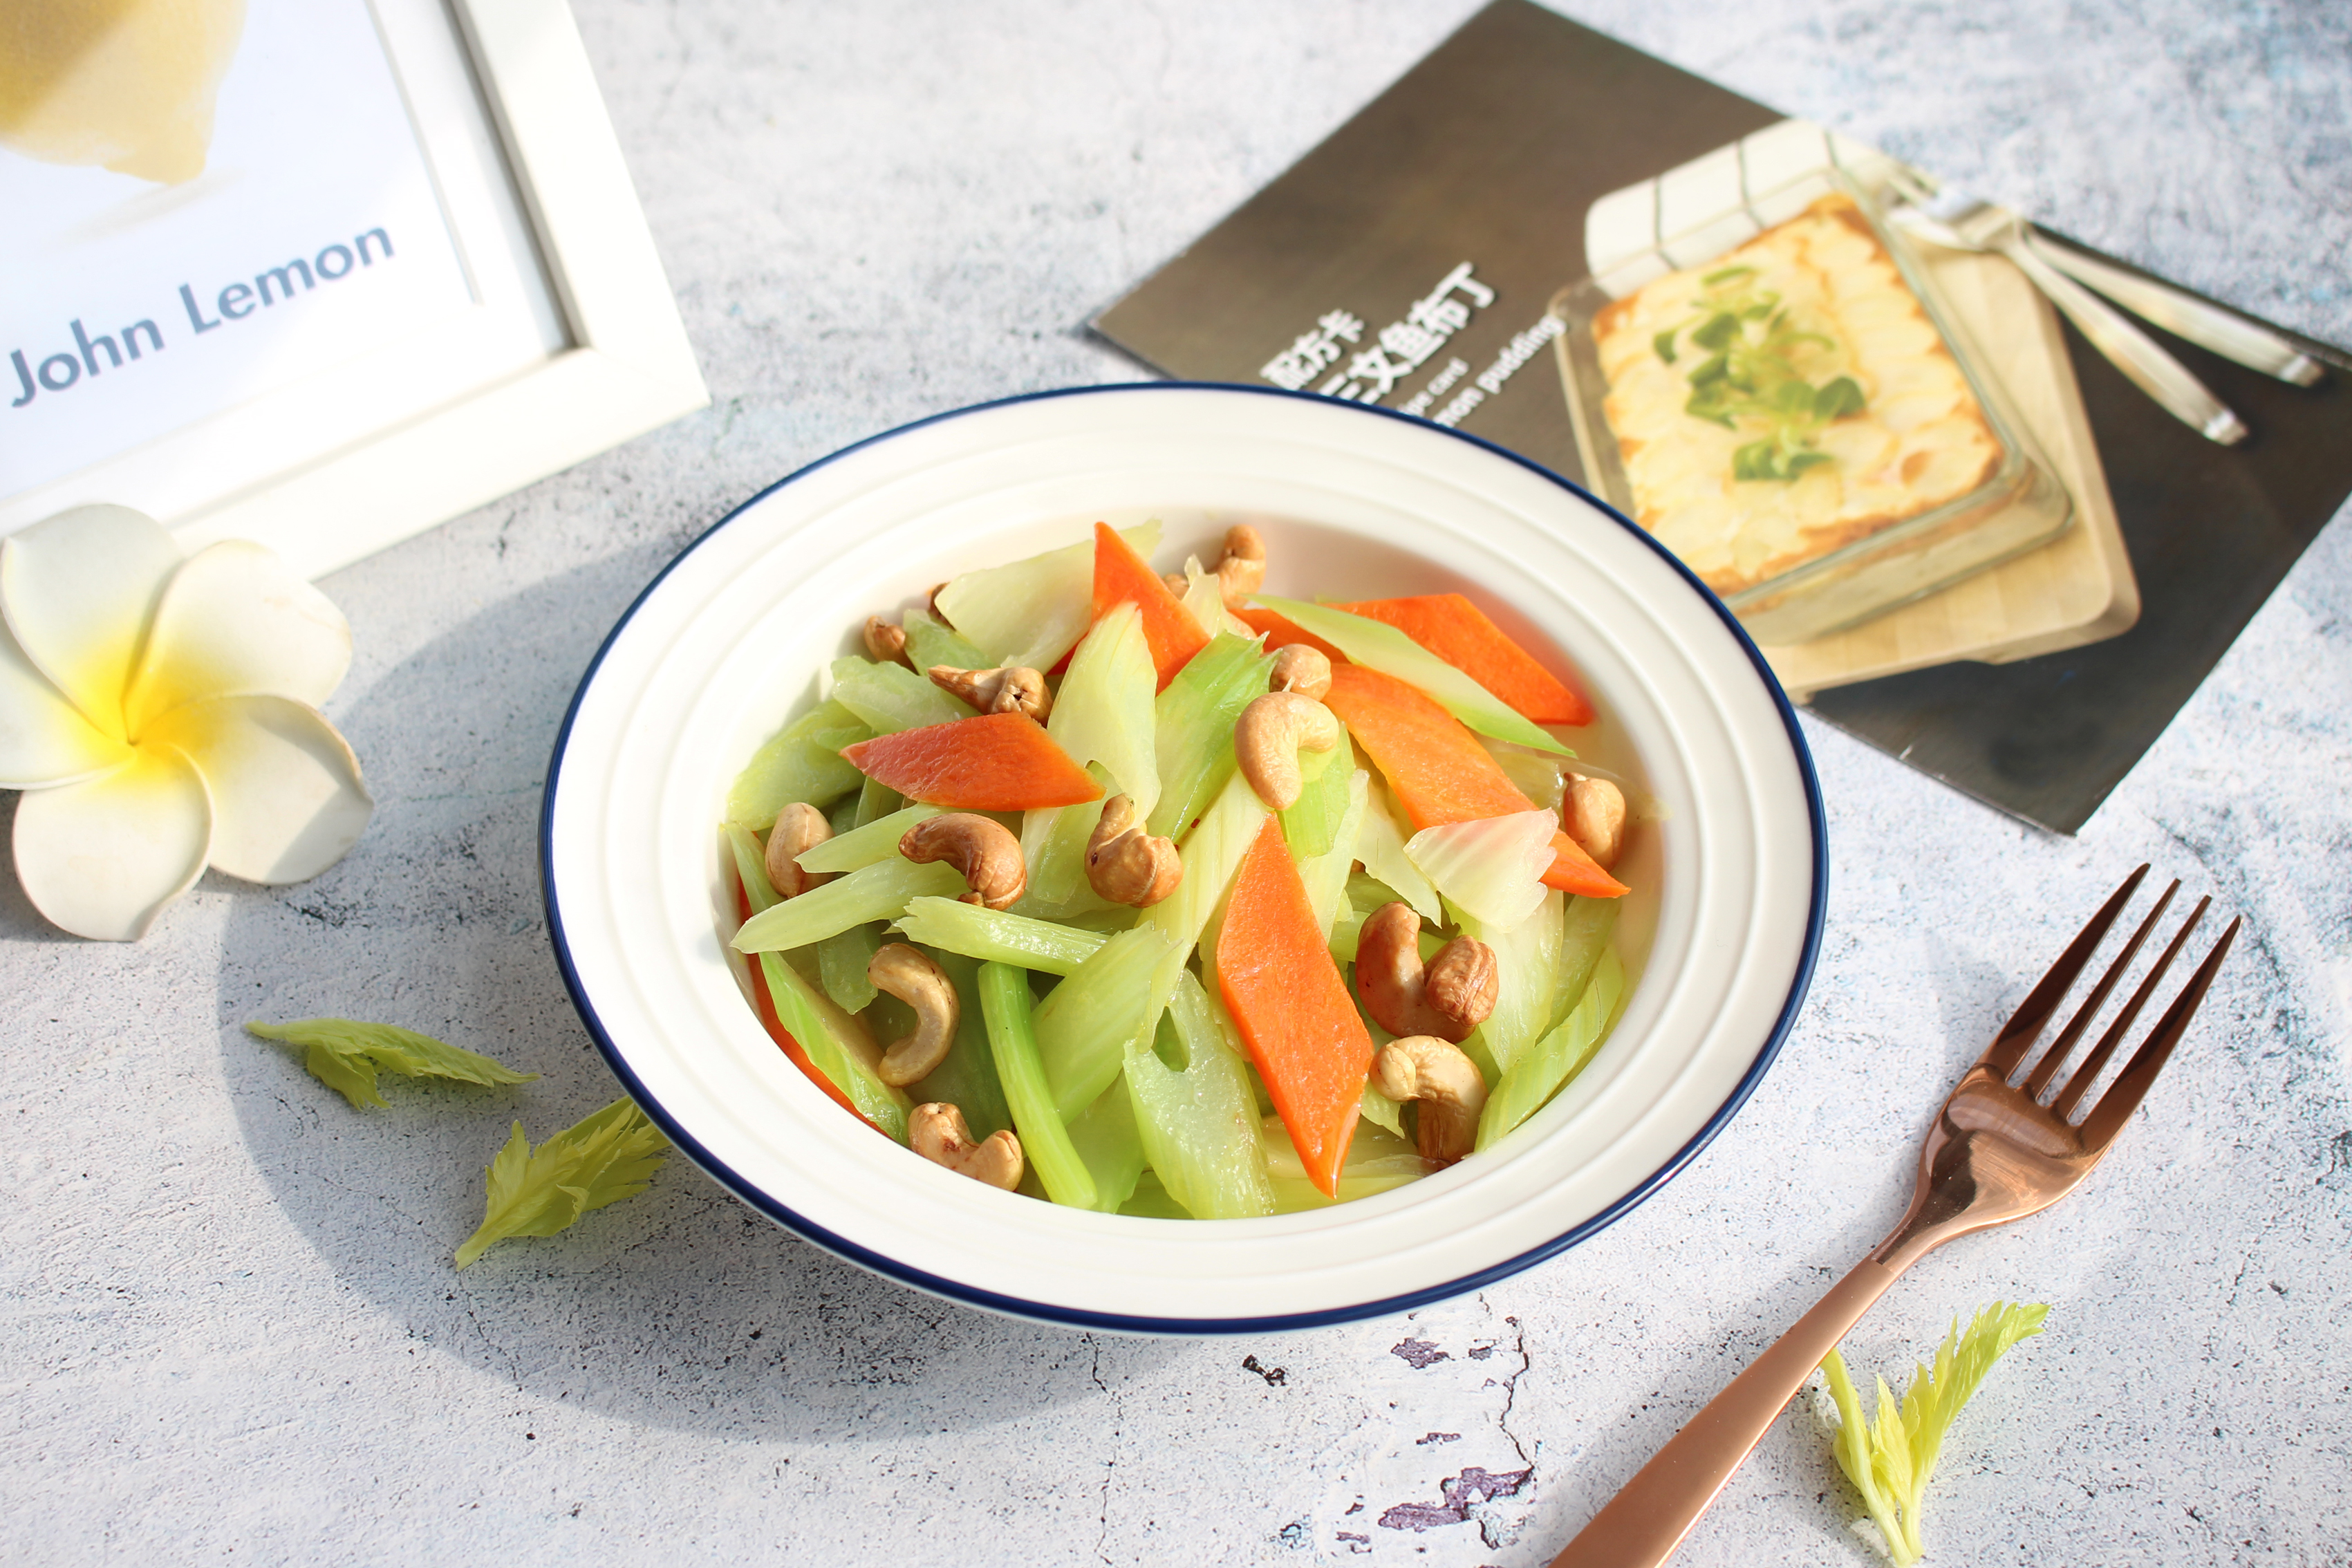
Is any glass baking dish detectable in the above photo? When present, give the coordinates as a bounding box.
[1550,168,2071,645]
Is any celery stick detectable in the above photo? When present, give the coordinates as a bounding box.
[1066,1081,1146,1213]
[726,699,870,829]
[1260,1114,1428,1204]
[906,949,1014,1143]
[1124,974,1276,1219]
[1476,946,1626,1150]
[895,895,1109,975]
[1147,633,1273,841]
[1329,894,1365,963]
[1051,600,1159,816]
[1119,1170,1193,1219]
[819,922,883,1013]
[978,961,1099,1208]
[1177,555,1253,640]
[1269,1174,1426,1211]
[1279,727,1355,859]
[1359,1081,1406,1139]
[798,804,944,874]
[1455,889,1564,1074]
[852,774,904,828]
[1483,737,1566,810]
[901,606,986,672]
[725,826,910,1140]
[1033,926,1183,1121]
[827,794,862,836]
[1253,595,1571,756]
[1356,780,1442,922]
[936,522,1162,673]
[1144,769,1269,960]
[1016,790,1112,918]
[734,857,968,953]
[1556,894,1622,1024]
[1296,769,1370,942]
[829,655,971,734]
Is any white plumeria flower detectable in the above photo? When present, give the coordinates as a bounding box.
[0,505,373,940]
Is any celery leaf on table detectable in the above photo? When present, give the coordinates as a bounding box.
[1820,1301,2050,1564]
[247,1018,537,1110]
[455,1098,671,1268]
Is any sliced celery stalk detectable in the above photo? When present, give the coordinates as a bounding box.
[1556,893,1622,1022]
[852,774,904,828]
[1051,599,1159,816]
[1119,1170,1193,1220]
[1126,974,1276,1220]
[894,895,1110,975]
[1033,925,1183,1121]
[1404,810,1555,930]
[1329,893,1365,963]
[827,794,862,837]
[726,699,870,829]
[830,655,970,736]
[935,522,1162,673]
[1253,595,1571,756]
[1147,633,1273,841]
[1278,721,1355,859]
[1477,945,1626,1150]
[978,960,1099,1208]
[1144,769,1269,962]
[900,606,987,672]
[906,949,1014,1143]
[1016,784,1112,919]
[798,804,944,874]
[818,921,884,1013]
[1296,769,1370,942]
[1356,780,1442,922]
[1455,890,1563,1076]
[1483,737,1566,811]
[1178,555,1252,639]
[725,825,910,1141]
[734,857,968,953]
[1260,1114,1428,1200]
[1359,1080,1406,1139]
[1065,1081,1146,1213]
[1269,1173,1425,1212]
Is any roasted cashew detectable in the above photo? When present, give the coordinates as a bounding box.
[1162,571,1191,599]
[864,615,912,667]
[1563,774,1627,870]
[1354,902,1497,1043]
[928,664,1052,722]
[899,812,1027,908]
[908,1102,1025,1190]
[1373,1036,1490,1166]
[1213,524,1267,610]
[1085,794,1183,907]
[868,943,959,1085]
[1269,644,1332,700]
[1233,690,1339,810]
[763,802,834,899]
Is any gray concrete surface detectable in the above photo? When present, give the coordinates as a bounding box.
[4,2,2348,1564]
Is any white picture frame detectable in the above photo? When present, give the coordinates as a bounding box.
[0,0,707,581]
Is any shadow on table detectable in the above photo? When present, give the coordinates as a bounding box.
[213,551,1184,1440]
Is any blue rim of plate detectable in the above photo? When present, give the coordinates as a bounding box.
[541,380,1828,1336]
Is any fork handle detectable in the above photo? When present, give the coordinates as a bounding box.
[2022,232,2328,387]
[1549,1259,1903,1567]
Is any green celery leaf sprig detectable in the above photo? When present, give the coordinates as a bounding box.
[456,1099,671,1269]
[247,1018,538,1110]
[1820,1301,2051,1565]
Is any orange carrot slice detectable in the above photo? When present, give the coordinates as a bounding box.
[841,711,1101,810]
[1232,605,1346,664]
[1092,521,1208,689]
[1217,816,1373,1196]
[1329,593,1594,725]
[1323,663,1627,898]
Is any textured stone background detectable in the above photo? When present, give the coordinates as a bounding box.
[4,1,2348,1564]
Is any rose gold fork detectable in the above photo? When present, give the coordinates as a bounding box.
[1553,865,2239,1567]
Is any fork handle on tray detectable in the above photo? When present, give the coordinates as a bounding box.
[2023,231,2328,388]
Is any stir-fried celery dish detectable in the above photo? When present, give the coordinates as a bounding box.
[720,520,1635,1215]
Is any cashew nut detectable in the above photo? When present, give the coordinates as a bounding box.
[926,581,948,616]
[1563,774,1627,870]
[1213,524,1266,609]
[1354,902,1497,1043]
[763,802,834,899]
[1085,794,1183,907]
[928,664,1052,722]
[1269,643,1332,700]
[1162,571,1191,599]
[1233,690,1340,810]
[868,943,960,1085]
[899,812,1027,908]
[1373,1036,1490,1166]
[864,615,911,668]
[908,1102,1025,1190]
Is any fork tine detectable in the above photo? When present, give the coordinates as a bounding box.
[2078,915,2239,1148]
[1981,864,2150,1078]
[2021,880,2179,1098]
[2051,895,2208,1121]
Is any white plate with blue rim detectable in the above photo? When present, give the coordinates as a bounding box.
[542,382,1824,1335]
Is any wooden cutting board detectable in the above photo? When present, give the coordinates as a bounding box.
[1759,246,2138,700]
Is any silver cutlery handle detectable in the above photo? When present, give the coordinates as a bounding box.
[2024,232,2326,387]
[1994,234,2248,445]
